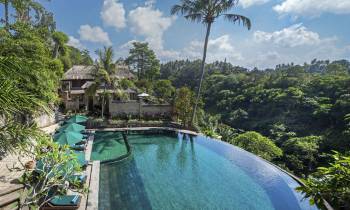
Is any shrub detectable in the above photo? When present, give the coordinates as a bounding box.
[231,131,283,161]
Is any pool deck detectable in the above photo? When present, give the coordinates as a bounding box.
[86,161,100,210]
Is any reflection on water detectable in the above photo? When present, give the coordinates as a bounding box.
[99,132,317,210]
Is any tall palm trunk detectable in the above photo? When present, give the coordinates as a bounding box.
[4,0,9,28]
[101,86,106,118]
[191,22,212,125]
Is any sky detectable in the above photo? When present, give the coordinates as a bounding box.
[34,0,350,69]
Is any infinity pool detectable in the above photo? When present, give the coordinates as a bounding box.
[94,131,317,210]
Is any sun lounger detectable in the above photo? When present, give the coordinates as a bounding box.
[70,144,86,151]
[41,195,81,210]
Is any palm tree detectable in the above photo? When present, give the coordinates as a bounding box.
[87,47,127,118]
[171,0,251,125]
[95,47,115,118]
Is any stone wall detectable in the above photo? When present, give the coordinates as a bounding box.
[65,100,80,111]
[143,104,173,115]
[34,111,56,128]
[109,101,173,117]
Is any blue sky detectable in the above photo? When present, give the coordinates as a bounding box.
[34,0,350,68]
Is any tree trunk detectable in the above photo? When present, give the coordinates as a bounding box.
[191,22,212,125]
[4,0,9,28]
[101,96,104,119]
[53,44,59,59]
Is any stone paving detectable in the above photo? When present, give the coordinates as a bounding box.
[0,124,59,193]
[0,153,30,193]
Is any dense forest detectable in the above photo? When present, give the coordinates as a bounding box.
[162,59,350,171]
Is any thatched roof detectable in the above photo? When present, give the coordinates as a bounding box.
[62,66,95,80]
[112,65,135,79]
[62,65,135,81]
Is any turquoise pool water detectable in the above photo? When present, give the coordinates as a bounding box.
[97,131,317,210]
[91,132,127,161]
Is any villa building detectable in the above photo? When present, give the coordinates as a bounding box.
[60,65,172,117]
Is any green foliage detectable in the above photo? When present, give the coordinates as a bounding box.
[120,78,135,89]
[297,152,350,209]
[64,47,93,70]
[20,136,84,209]
[126,42,160,81]
[216,124,240,142]
[0,23,63,104]
[196,112,221,138]
[231,131,283,161]
[0,57,50,154]
[282,136,322,176]
[52,31,69,59]
[153,80,175,102]
[175,87,195,127]
[269,123,296,146]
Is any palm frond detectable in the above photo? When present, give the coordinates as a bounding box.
[171,0,198,15]
[0,57,49,115]
[223,13,251,30]
[184,13,203,23]
[214,0,239,14]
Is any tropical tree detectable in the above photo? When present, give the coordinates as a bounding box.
[11,0,46,23]
[171,0,251,125]
[153,80,175,102]
[126,42,160,81]
[297,152,350,209]
[87,47,127,118]
[282,136,322,176]
[91,47,115,118]
[175,87,196,127]
[231,131,282,161]
[52,31,69,59]
[20,136,84,209]
[0,57,46,154]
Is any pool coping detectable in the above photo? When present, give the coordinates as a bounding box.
[85,127,333,210]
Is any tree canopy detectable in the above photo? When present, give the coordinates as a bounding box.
[126,42,160,81]
[231,131,283,161]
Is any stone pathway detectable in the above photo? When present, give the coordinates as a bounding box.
[0,153,30,193]
[0,123,59,193]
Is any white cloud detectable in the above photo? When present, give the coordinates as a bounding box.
[253,23,332,47]
[67,36,84,49]
[78,25,112,45]
[128,4,176,51]
[183,35,243,62]
[101,0,126,30]
[273,0,350,17]
[145,0,156,7]
[240,0,270,8]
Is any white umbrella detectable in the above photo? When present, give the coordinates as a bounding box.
[138,93,150,97]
